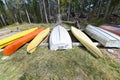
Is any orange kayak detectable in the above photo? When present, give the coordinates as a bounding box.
[100,25,120,36]
[3,27,45,56]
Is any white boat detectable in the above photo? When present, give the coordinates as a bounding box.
[49,25,72,50]
[85,24,120,48]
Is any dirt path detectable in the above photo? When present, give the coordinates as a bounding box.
[102,48,120,63]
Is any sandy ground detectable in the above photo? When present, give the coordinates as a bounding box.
[102,48,120,63]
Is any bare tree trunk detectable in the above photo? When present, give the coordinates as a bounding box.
[0,14,6,26]
[19,10,24,23]
[97,0,103,19]
[57,0,62,24]
[67,3,71,21]
[38,0,44,22]
[104,0,112,19]
[78,0,84,14]
[23,0,31,23]
[48,0,51,22]
[15,14,19,24]
[86,0,92,21]
[109,6,115,17]
[4,0,16,23]
[0,18,4,26]
[58,0,60,16]
[43,0,48,23]
[73,2,75,13]
[25,9,31,23]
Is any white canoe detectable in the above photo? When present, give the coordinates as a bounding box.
[49,25,72,50]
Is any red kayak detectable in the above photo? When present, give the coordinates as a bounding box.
[3,27,45,56]
[100,25,120,36]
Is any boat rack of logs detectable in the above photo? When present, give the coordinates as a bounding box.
[0,24,120,58]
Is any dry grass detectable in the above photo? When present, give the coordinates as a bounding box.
[0,22,70,31]
[0,45,120,80]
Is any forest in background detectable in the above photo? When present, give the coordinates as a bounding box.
[0,0,120,27]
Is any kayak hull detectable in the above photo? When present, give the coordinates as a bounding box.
[100,25,120,36]
[3,27,45,56]
[71,26,103,58]
[27,28,50,53]
[0,28,38,46]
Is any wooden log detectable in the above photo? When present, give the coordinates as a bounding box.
[85,25,120,48]
[62,21,81,29]
[0,29,11,36]
[0,32,18,39]
[67,29,84,31]
[1,56,9,60]
[0,42,101,54]
[0,49,3,52]
[72,42,102,47]
[38,42,102,47]
[62,21,76,24]
[0,29,11,33]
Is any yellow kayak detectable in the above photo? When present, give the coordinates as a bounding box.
[27,28,50,53]
[71,27,103,58]
[0,40,16,49]
[0,27,38,46]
